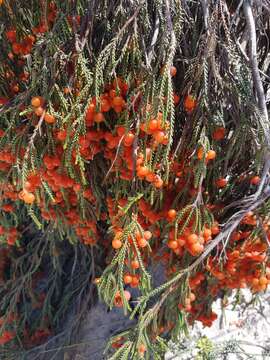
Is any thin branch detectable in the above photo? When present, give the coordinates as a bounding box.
[133,189,270,317]
[243,0,269,126]
[165,0,174,33]
[258,217,270,248]
[236,40,270,82]
[230,0,244,29]
[201,0,209,30]
[23,110,45,167]
[115,3,143,41]
[102,135,125,185]
[147,15,160,64]
[253,0,270,14]
[188,190,270,271]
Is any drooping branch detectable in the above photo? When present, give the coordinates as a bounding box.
[132,187,270,325]
[243,0,269,124]
[201,0,209,30]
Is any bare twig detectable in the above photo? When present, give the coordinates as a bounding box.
[23,110,45,168]
[79,0,96,52]
[115,3,143,41]
[230,0,244,28]
[192,176,204,207]
[253,0,270,14]
[189,190,270,271]
[165,0,174,33]
[201,0,209,30]
[258,217,270,248]
[147,15,160,65]
[102,135,125,185]
[236,40,270,82]
[243,1,269,126]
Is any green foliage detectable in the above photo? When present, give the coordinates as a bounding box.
[0,0,269,359]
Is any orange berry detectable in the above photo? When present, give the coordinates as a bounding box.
[109,89,116,98]
[182,228,191,237]
[259,276,268,285]
[135,231,143,241]
[12,42,21,54]
[173,94,180,104]
[131,259,140,269]
[94,112,105,123]
[137,166,149,178]
[187,234,198,244]
[18,189,26,200]
[197,147,204,160]
[216,178,228,188]
[34,106,44,116]
[6,29,17,43]
[148,119,158,131]
[161,65,177,77]
[44,113,55,124]
[136,158,144,166]
[137,238,148,248]
[154,176,163,189]
[123,274,133,284]
[56,130,67,141]
[170,66,177,77]
[206,150,216,160]
[63,87,72,94]
[114,290,131,307]
[190,242,204,254]
[203,228,212,240]
[112,96,123,107]
[143,231,152,240]
[168,240,178,250]
[138,344,146,355]
[20,190,35,204]
[177,236,186,246]
[213,127,225,141]
[153,130,165,143]
[250,176,260,185]
[114,105,123,113]
[167,209,177,220]
[87,102,96,113]
[112,238,122,249]
[211,224,220,235]
[100,99,111,112]
[124,132,135,147]
[12,84,19,93]
[73,183,81,192]
[116,125,126,137]
[184,95,196,112]
[145,172,155,182]
[231,232,241,241]
[31,96,42,108]
[124,290,131,301]
[131,276,140,287]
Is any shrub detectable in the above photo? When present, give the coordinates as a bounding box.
[0,0,269,358]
